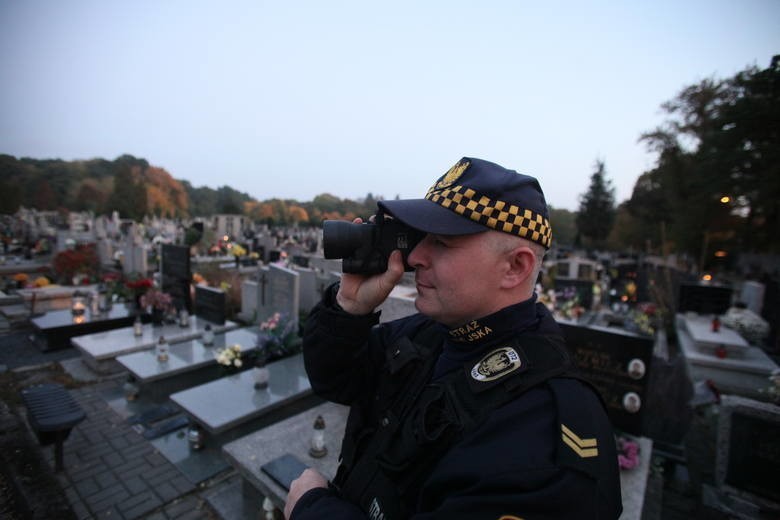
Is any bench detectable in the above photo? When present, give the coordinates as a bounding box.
[20,383,86,471]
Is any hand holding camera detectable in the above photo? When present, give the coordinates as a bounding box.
[324,214,416,315]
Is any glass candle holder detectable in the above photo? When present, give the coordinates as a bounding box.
[202,324,214,346]
[133,316,143,337]
[309,415,327,458]
[156,335,169,363]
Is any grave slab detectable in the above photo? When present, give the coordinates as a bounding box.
[676,314,778,399]
[31,303,136,351]
[116,327,262,401]
[72,316,239,374]
[170,352,316,437]
[222,400,349,512]
[679,313,750,357]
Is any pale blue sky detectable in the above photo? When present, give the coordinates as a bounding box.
[1,1,778,211]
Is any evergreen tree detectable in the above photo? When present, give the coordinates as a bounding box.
[576,160,616,249]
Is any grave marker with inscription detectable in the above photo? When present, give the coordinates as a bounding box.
[194,285,226,325]
[559,323,654,436]
[257,264,300,328]
[162,244,192,313]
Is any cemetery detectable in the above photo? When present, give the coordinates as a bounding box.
[0,208,778,520]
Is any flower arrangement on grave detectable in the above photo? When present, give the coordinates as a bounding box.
[616,435,640,470]
[192,272,206,286]
[215,343,243,371]
[719,304,770,346]
[555,286,585,321]
[758,369,780,405]
[33,276,50,288]
[12,273,28,288]
[140,288,173,312]
[124,275,154,308]
[627,302,658,337]
[52,244,99,285]
[259,312,300,358]
[230,243,247,258]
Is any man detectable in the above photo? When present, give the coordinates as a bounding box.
[285,157,622,519]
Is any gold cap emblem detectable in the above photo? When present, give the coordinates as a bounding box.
[428,158,470,194]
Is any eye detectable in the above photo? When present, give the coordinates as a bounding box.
[432,236,449,247]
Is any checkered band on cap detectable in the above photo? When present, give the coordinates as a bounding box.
[425,185,553,248]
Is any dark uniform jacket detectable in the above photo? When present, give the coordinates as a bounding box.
[292,284,622,519]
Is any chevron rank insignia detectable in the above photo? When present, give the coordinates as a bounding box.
[561,424,598,458]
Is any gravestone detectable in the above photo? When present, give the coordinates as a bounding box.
[240,277,259,323]
[708,395,780,517]
[677,281,733,315]
[96,238,114,267]
[291,255,310,268]
[257,264,300,328]
[739,281,765,315]
[308,256,343,276]
[293,266,318,313]
[162,244,192,313]
[194,285,226,325]
[559,323,654,436]
[121,222,148,275]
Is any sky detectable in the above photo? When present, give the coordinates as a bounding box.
[1,1,778,211]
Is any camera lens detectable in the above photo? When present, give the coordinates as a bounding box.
[322,220,375,259]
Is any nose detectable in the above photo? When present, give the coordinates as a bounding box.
[407,234,431,269]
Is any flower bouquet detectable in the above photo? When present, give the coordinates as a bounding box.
[616,435,640,470]
[720,305,770,346]
[215,344,243,373]
[259,312,300,359]
[140,288,173,324]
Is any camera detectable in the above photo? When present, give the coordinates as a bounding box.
[323,213,425,275]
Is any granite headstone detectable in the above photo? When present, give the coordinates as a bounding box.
[559,322,654,436]
[161,244,192,313]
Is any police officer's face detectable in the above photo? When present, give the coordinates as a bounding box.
[407,231,511,327]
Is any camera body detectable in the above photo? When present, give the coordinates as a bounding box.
[323,214,425,275]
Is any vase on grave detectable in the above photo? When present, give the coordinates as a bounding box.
[253,347,269,390]
[151,307,165,326]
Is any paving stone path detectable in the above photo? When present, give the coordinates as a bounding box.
[50,381,221,519]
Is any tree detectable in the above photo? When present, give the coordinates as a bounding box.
[627,55,780,259]
[575,160,616,249]
[107,165,147,220]
[548,207,576,247]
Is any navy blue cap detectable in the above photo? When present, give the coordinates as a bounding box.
[378,157,552,249]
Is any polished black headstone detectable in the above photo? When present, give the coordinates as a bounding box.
[162,244,192,313]
[677,281,732,315]
[559,322,654,436]
[194,285,226,325]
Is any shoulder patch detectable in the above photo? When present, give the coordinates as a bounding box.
[470,346,522,382]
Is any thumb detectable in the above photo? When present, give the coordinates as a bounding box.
[382,250,405,285]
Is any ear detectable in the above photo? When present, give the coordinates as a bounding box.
[499,246,537,290]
